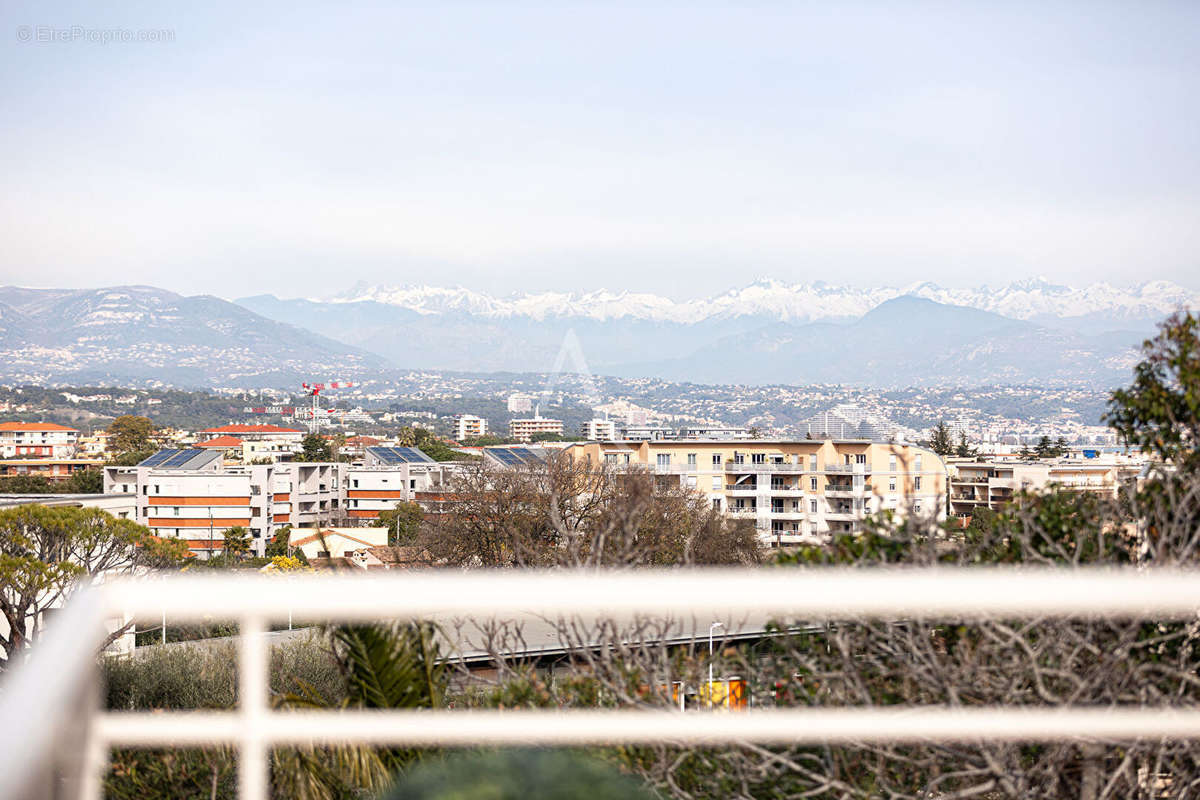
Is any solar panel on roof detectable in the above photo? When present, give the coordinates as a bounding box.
[366,446,434,465]
[163,450,201,468]
[139,449,179,467]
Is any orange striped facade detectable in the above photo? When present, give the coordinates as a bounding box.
[273,493,289,501]
[147,497,251,506]
[347,490,406,499]
[347,509,382,518]
[148,518,252,527]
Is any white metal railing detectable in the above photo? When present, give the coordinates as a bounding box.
[9,569,1200,799]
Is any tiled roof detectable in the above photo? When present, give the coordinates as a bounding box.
[202,424,304,434]
[197,435,244,448]
[291,529,381,549]
[0,422,78,432]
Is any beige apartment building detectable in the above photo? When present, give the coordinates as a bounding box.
[564,439,947,547]
[509,416,563,442]
[948,457,1139,519]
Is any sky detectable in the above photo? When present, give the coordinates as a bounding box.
[1,1,1198,300]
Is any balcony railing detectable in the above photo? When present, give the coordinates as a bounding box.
[727,463,804,473]
[10,570,1200,800]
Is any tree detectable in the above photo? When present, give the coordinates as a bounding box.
[378,502,425,546]
[222,526,251,560]
[418,455,761,568]
[0,505,188,661]
[273,622,447,798]
[953,431,976,459]
[1054,436,1069,456]
[1106,311,1200,471]
[300,433,333,462]
[65,468,103,494]
[107,415,158,457]
[265,525,292,558]
[0,475,54,494]
[1034,435,1053,458]
[926,422,953,456]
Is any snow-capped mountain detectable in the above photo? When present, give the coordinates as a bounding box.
[327,278,1198,325]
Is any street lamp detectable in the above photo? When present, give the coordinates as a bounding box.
[708,621,724,709]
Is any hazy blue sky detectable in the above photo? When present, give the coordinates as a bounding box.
[2,1,1198,299]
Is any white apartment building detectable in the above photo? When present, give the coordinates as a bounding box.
[104,448,345,558]
[509,416,563,442]
[582,419,617,441]
[345,463,458,522]
[507,393,535,413]
[453,415,489,441]
[0,422,79,458]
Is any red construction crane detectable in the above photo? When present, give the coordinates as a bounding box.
[298,380,356,431]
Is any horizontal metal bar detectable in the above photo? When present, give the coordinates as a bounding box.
[95,707,1200,747]
[101,568,1200,622]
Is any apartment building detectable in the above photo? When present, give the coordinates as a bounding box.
[198,424,305,462]
[0,491,136,519]
[680,427,751,440]
[509,415,563,442]
[948,457,1137,519]
[453,415,489,441]
[507,393,535,413]
[564,439,947,547]
[104,448,345,558]
[0,457,104,482]
[344,445,458,521]
[582,419,617,441]
[0,422,79,458]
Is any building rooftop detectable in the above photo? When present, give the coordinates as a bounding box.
[0,421,78,432]
[197,435,244,448]
[137,448,224,470]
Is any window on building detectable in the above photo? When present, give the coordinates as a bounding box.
[810,477,818,491]
[889,479,897,492]
[712,498,721,511]
[810,500,818,513]
[915,455,923,472]
[687,453,697,467]
[889,455,898,472]
[657,453,671,467]
[712,476,721,490]
[733,452,745,464]
[914,477,922,490]
[809,454,818,471]
[752,453,766,464]
[856,454,866,464]
[712,453,722,466]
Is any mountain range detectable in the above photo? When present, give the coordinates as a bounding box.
[324,278,1198,328]
[0,286,384,387]
[237,278,1184,387]
[0,279,1188,389]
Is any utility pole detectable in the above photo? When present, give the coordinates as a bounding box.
[708,621,724,710]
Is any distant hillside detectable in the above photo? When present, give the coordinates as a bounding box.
[610,297,1143,387]
[238,291,1147,388]
[0,286,388,387]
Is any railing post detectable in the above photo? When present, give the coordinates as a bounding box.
[239,614,269,800]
